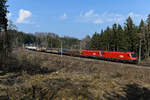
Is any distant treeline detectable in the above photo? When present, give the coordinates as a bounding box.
[8,29,80,49]
[7,14,150,60]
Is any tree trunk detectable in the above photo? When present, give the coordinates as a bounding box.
[146,39,149,58]
[139,39,141,62]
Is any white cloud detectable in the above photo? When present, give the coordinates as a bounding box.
[93,18,103,24]
[85,10,94,17]
[79,10,103,24]
[128,12,141,18]
[107,17,123,23]
[79,10,104,24]
[60,13,67,20]
[78,10,144,24]
[16,9,32,23]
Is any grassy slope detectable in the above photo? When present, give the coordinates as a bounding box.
[140,58,150,66]
[0,49,150,100]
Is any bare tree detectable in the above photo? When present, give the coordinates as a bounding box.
[80,35,91,50]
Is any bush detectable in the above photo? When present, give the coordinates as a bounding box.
[0,49,51,75]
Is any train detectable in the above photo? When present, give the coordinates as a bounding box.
[25,46,138,63]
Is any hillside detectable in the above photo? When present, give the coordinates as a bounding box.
[0,49,150,100]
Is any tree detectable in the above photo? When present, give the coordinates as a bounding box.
[8,20,17,30]
[80,35,91,49]
[46,33,60,48]
[112,24,118,51]
[117,24,129,51]
[146,14,150,57]
[138,19,146,61]
[90,32,101,50]
[0,0,8,31]
[0,0,9,67]
[100,27,112,51]
[124,16,138,52]
[35,32,47,47]
[7,20,18,48]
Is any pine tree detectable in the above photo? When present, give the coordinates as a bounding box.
[90,32,101,50]
[100,29,107,50]
[146,14,150,58]
[117,24,128,51]
[0,0,9,67]
[112,24,118,51]
[124,17,138,52]
[101,27,112,51]
[138,19,146,61]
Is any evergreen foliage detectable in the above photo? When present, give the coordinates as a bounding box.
[90,32,101,50]
[0,0,9,67]
[89,16,150,60]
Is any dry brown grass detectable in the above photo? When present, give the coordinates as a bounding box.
[139,58,150,67]
[0,49,150,100]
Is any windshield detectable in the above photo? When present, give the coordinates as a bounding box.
[101,51,104,55]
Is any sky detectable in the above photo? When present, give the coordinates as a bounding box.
[7,0,150,39]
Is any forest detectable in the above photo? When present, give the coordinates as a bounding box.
[5,16,150,61]
[90,16,150,60]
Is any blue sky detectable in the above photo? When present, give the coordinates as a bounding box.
[7,0,150,39]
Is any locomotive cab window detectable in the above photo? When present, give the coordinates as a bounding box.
[101,51,104,55]
[131,54,136,57]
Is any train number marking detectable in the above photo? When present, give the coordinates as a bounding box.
[93,53,96,55]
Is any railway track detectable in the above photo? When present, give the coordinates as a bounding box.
[26,49,150,69]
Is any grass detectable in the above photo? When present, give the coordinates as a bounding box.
[139,57,150,66]
[0,49,150,100]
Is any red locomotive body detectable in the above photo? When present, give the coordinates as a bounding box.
[81,50,137,62]
[81,50,101,57]
[102,51,137,61]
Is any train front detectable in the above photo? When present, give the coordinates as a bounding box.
[128,52,138,63]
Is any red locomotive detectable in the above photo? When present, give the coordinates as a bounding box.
[81,50,137,62]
